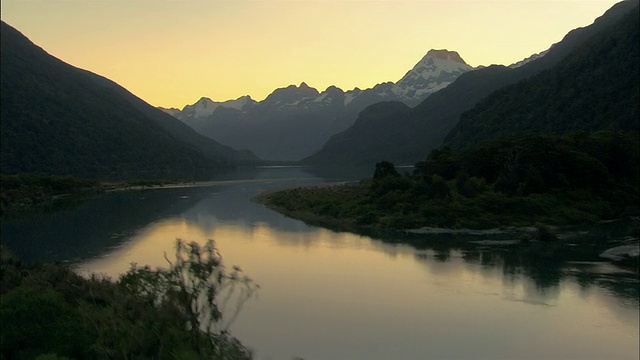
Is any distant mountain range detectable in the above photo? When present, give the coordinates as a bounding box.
[304,0,639,166]
[161,49,473,161]
[0,21,258,180]
[3,0,636,181]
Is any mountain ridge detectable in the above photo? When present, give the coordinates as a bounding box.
[0,21,258,180]
[445,6,639,149]
[163,49,474,160]
[304,0,639,166]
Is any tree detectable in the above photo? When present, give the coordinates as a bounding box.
[118,239,258,359]
[373,161,400,180]
[1,240,258,359]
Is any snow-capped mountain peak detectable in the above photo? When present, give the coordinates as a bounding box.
[393,49,474,104]
[262,82,320,107]
[162,48,475,160]
[424,49,467,64]
[166,49,474,119]
[178,95,256,118]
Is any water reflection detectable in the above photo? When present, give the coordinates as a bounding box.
[0,189,207,263]
[1,167,638,360]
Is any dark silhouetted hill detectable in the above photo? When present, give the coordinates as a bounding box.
[445,6,639,149]
[0,21,258,180]
[304,0,639,166]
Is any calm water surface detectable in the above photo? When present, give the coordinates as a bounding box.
[2,167,638,360]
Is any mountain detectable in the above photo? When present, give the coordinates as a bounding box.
[304,0,639,167]
[177,95,257,119]
[0,21,258,180]
[508,49,550,69]
[163,50,473,161]
[394,49,472,103]
[446,7,639,149]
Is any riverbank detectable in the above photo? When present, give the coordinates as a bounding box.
[1,174,103,215]
[257,182,640,274]
[257,173,639,240]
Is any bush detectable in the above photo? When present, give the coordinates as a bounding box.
[1,287,91,358]
[1,240,257,359]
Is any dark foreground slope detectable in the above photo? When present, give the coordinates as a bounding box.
[304,0,639,166]
[446,7,639,149]
[1,241,255,359]
[0,21,257,180]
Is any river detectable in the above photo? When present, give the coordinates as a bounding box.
[1,166,638,360]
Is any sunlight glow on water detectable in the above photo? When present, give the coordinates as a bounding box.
[77,217,639,360]
[4,167,637,360]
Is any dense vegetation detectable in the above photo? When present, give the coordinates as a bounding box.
[304,0,639,167]
[265,132,639,231]
[0,174,103,214]
[446,8,639,149]
[0,174,197,215]
[281,4,640,232]
[0,21,257,180]
[1,240,257,359]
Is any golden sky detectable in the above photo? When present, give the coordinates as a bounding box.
[1,0,622,108]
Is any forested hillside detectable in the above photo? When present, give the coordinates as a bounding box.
[446,7,639,149]
[267,132,639,231]
[0,21,257,180]
[304,0,638,166]
[266,2,640,231]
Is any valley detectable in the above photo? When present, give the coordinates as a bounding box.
[1,1,638,359]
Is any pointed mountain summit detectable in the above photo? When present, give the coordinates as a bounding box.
[304,0,639,167]
[180,95,256,119]
[394,49,473,105]
[425,49,467,63]
[165,49,473,160]
[262,82,321,107]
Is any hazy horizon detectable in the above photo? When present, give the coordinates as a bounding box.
[0,0,623,108]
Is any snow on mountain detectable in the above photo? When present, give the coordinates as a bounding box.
[394,49,473,103]
[167,49,474,119]
[224,95,255,111]
[313,86,345,105]
[163,49,477,160]
[177,95,256,119]
[261,82,320,108]
[509,48,551,68]
[344,88,362,106]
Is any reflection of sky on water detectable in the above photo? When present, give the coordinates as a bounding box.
[3,167,638,360]
[77,212,639,360]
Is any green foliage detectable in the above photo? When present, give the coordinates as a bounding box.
[535,226,559,243]
[0,173,103,214]
[415,147,462,181]
[447,8,639,149]
[1,287,90,358]
[0,240,256,359]
[265,132,638,231]
[305,2,639,167]
[120,241,258,347]
[373,161,400,180]
[34,355,71,360]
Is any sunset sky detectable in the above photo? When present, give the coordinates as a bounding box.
[1,0,623,108]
